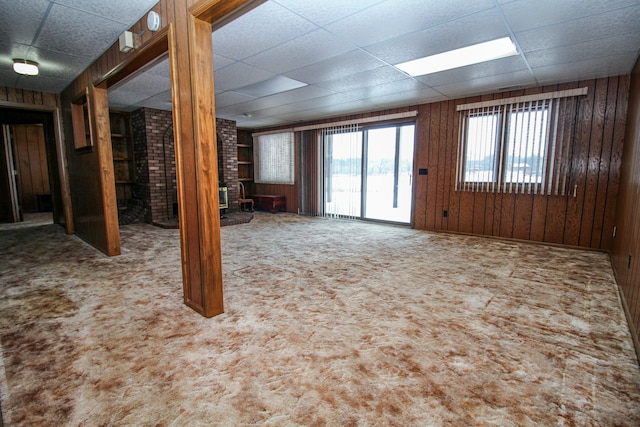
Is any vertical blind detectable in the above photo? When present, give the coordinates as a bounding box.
[253,131,294,184]
[456,88,587,196]
[321,123,361,219]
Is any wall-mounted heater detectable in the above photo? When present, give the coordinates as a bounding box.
[219,182,228,219]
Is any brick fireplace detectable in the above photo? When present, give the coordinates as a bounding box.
[132,107,239,224]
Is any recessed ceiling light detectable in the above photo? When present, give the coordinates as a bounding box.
[13,59,39,76]
[395,37,518,77]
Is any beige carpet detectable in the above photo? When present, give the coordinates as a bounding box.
[1,212,639,426]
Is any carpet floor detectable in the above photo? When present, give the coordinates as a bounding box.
[0,212,639,426]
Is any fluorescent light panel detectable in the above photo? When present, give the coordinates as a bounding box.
[235,76,307,97]
[395,37,518,77]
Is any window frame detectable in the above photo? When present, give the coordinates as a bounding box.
[459,101,551,193]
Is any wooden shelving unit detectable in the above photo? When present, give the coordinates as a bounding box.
[237,131,254,193]
[109,111,135,202]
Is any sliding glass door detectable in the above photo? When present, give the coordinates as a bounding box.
[323,123,415,224]
[324,129,362,218]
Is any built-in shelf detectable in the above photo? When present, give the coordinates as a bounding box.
[237,131,254,195]
[110,111,135,202]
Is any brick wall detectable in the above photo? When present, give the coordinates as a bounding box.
[132,108,176,223]
[132,108,238,223]
[216,118,239,210]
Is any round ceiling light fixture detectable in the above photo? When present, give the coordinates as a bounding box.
[13,59,39,76]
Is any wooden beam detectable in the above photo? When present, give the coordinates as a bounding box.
[89,84,120,256]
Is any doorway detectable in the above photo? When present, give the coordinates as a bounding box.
[0,108,64,226]
[323,122,415,224]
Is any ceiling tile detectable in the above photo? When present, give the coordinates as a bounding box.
[501,0,640,32]
[525,32,640,69]
[343,78,435,101]
[273,0,384,26]
[415,55,529,87]
[243,29,354,74]
[284,49,387,85]
[0,0,49,45]
[11,74,70,93]
[231,85,335,114]
[532,54,638,85]
[211,1,317,61]
[325,0,494,47]
[312,99,377,115]
[433,70,536,98]
[145,58,171,77]
[34,4,125,59]
[235,76,307,97]
[213,62,275,92]
[215,91,256,108]
[514,5,640,53]
[363,8,509,65]
[315,65,410,93]
[53,0,156,25]
[27,47,92,81]
[108,89,153,108]
[366,89,447,107]
[213,54,235,71]
[0,69,19,89]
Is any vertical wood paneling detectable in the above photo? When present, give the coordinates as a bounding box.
[12,124,49,213]
[612,60,640,354]
[592,76,618,248]
[603,76,630,250]
[579,78,607,247]
[426,102,440,230]
[413,77,627,251]
[412,104,429,229]
[442,101,455,231]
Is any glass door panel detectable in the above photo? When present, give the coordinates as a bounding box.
[364,124,414,223]
[324,131,362,218]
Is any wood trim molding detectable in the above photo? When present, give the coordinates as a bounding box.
[94,25,170,90]
[456,87,589,111]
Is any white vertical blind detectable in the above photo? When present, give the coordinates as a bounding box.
[253,131,294,184]
[456,98,566,195]
[321,123,361,219]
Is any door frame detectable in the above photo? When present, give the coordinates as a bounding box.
[0,102,73,233]
[1,124,20,221]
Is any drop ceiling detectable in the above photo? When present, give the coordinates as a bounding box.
[1,0,639,129]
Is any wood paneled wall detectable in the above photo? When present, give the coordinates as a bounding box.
[11,124,49,213]
[612,60,640,355]
[0,87,60,109]
[0,88,70,229]
[413,77,629,251]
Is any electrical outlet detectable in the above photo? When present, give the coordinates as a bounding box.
[443,210,448,218]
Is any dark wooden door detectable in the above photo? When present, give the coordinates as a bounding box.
[12,124,50,213]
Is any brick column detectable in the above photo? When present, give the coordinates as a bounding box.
[132,107,176,223]
[133,109,238,222]
[216,118,238,210]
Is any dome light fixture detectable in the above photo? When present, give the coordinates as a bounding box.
[13,59,39,76]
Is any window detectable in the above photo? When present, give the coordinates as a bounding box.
[456,88,588,195]
[253,131,294,184]
[461,102,549,191]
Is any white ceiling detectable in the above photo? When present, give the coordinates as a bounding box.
[2,1,640,129]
